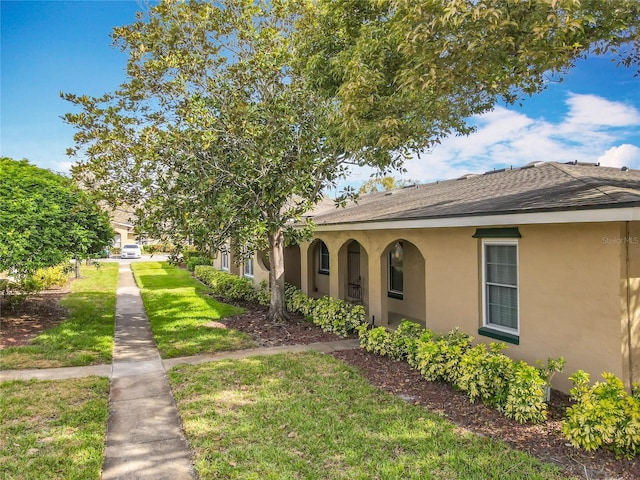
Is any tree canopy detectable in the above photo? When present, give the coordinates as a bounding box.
[0,158,113,278]
[297,0,639,159]
[64,0,350,321]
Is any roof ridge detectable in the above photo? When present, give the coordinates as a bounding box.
[551,162,620,203]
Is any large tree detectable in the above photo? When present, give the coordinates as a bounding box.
[297,0,639,158]
[0,158,113,279]
[64,0,349,322]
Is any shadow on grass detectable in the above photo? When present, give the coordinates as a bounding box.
[132,263,254,359]
[168,353,567,480]
[0,291,115,370]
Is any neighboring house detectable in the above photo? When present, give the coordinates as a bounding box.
[109,208,139,249]
[215,161,640,393]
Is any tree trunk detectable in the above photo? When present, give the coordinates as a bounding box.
[267,227,288,323]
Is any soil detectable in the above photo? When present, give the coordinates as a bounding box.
[3,291,639,479]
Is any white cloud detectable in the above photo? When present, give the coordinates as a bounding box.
[564,93,640,127]
[390,94,640,184]
[598,144,640,169]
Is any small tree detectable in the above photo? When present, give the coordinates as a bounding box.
[63,0,351,322]
[0,158,113,281]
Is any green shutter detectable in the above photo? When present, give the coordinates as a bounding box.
[472,227,521,238]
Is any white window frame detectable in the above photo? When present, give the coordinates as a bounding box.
[318,241,330,274]
[482,240,519,335]
[221,248,229,271]
[243,248,254,278]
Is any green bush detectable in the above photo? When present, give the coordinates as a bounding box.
[562,371,640,458]
[256,280,271,307]
[414,329,472,384]
[503,361,548,424]
[194,265,256,301]
[457,342,513,407]
[358,326,393,356]
[309,295,366,337]
[358,320,428,362]
[284,284,314,316]
[186,255,212,272]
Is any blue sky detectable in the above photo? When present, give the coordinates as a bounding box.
[2,0,639,185]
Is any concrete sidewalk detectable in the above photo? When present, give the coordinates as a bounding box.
[0,262,361,479]
[102,263,195,480]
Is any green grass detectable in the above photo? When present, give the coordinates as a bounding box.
[0,376,109,480]
[0,263,118,369]
[169,353,570,480]
[132,262,254,358]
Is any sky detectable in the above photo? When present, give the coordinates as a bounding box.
[1,0,639,187]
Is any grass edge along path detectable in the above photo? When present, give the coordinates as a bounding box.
[131,261,254,358]
[169,352,570,480]
[0,376,109,480]
[0,263,118,370]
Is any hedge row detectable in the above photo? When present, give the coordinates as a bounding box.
[193,266,366,337]
[358,320,640,458]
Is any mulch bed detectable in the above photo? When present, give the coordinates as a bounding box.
[3,290,639,479]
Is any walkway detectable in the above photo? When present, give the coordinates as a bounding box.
[0,263,360,479]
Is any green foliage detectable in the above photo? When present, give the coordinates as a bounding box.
[186,256,213,272]
[457,343,513,408]
[298,0,640,166]
[308,295,366,337]
[415,329,472,384]
[256,280,271,307]
[562,371,640,458]
[194,266,257,302]
[0,158,113,279]
[284,284,315,316]
[504,361,548,424]
[358,320,428,362]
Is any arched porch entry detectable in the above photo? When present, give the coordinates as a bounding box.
[380,239,426,328]
[338,240,369,309]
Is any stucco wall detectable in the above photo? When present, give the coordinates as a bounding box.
[309,222,633,393]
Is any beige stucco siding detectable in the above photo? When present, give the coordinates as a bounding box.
[307,221,634,392]
[516,223,623,392]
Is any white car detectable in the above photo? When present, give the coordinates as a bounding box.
[121,244,142,259]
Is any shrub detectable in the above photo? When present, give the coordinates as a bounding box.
[562,371,640,458]
[358,326,393,356]
[256,280,271,307]
[414,329,472,384]
[194,266,256,301]
[310,295,366,337]
[457,342,513,408]
[284,284,314,316]
[186,255,212,272]
[504,361,547,424]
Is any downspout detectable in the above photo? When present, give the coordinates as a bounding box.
[626,221,633,391]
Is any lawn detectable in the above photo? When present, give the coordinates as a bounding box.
[0,376,109,480]
[169,352,569,480]
[131,262,254,358]
[0,263,118,369]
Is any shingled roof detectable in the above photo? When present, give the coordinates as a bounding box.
[311,162,640,226]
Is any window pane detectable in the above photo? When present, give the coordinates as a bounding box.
[319,242,329,272]
[389,242,403,293]
[486,245,517,286]
[487,284,518,329]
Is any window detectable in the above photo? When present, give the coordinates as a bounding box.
[318,241,330,274]
[243,248,254,278]
[388,242,403,299]
[483,241,518,335]
[221,248,229,271]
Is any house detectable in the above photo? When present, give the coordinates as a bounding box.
[109,208,139,249]
[215,161,640,393]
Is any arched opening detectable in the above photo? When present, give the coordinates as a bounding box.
[338,240,369,309]
[381,239,426,328]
